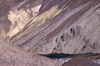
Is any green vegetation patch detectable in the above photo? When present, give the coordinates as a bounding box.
[39,53,100,59]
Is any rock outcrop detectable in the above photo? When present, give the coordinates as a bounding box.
[0,0,100,54]
[0,38,60,66]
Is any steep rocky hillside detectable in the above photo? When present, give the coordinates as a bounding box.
[0,0,100,54]
[1,0,100,66]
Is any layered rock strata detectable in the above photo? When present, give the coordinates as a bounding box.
[0,0,100,54]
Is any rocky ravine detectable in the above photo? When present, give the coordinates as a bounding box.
[0,0,100,54]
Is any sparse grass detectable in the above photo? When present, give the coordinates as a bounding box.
[39,53,100,59]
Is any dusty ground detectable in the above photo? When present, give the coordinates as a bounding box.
[62,57,100,66]
[0,38,60,66]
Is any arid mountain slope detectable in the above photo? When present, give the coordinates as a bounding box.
[0,38,60,66]
[0,0,100,54]
[61,57,100,66]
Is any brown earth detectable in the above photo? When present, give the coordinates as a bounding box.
[62,57,100,66]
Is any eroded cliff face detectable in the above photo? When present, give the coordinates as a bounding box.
[0,0,100,54]
[0,0,42,39]
[0,0,25,38]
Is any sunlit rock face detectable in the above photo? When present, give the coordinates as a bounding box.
[0,0,25,38]
[0,0,100,54]
[7,1,42,38]
[0,38,60,66]
[0,0,42,39]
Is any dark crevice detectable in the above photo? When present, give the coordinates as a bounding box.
[60,35,64,42]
